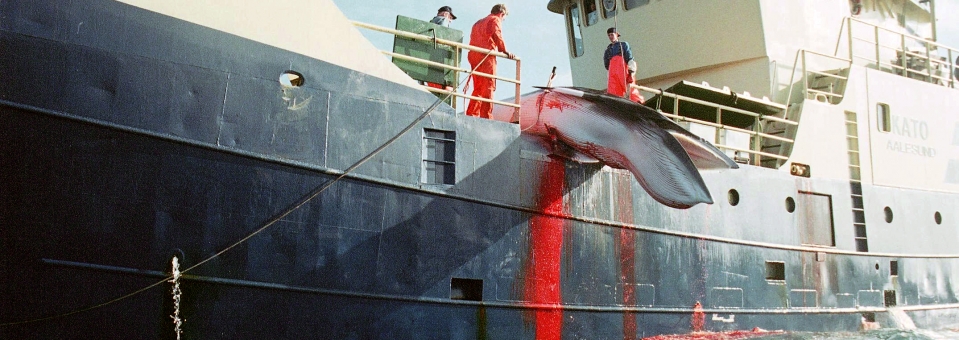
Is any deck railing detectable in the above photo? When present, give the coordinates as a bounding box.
[634,84,797,167]
[352,21,521,114]
[843,17,957,88]
[787,17,959,108]
[785,49,852,106]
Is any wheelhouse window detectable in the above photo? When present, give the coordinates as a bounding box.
[601,0,617,19]
[877,103,890,132]
[567,3,584,57]
[624,0,650,10]
[422,129,456,185]
[584,0,599,26]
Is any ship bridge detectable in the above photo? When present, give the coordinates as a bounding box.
[547,0,958,170]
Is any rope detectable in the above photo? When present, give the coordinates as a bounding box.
[460,50,495,112]
[1,49,497,328]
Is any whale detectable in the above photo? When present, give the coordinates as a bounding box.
[499,86,738,209]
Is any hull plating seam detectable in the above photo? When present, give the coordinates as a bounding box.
[48,258,958,315]
[4,98,958,260]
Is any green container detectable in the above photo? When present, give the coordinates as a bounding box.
[392,15,463,104]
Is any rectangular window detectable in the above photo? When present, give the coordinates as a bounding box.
[624,0,650,10]
[584,0,599,26]
[450,277,483,301]
[765,261,785,281]
[567,4,584,57]
[422,129,456,185]
[884,290,897,306]
[890,260,898,276]
[877,103,890,132]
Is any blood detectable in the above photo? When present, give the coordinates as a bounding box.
[642,328,783,340]
[616,173,637,340]
[525,158,566,339]
[691,302,705,332]
[544,98,575,112]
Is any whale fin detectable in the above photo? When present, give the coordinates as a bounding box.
[549,88,714,208]
[573,115,713,209]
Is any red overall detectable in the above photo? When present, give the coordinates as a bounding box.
[607,56,644,103]
[467,14,507,119]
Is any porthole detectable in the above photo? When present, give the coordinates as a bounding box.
[728,189,740,206]
[935,211,942,225]
[875,262,880,270]
[883,207,893,223]
[785,197,796,213]
[279,70,305,87]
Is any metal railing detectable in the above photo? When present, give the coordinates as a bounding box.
[785,17,959,109]
[352,21,522,114]
[634,84,796,167]
[844,17,957,88]
[785,49,852,107]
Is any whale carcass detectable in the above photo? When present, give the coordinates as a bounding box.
[499,87,739,209]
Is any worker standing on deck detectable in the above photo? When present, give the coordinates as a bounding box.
[430,6,456,27]
[604,27,643,103]
[467,4,515,119]
[425,6,457,91]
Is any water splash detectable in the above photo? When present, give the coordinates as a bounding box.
[169,256,183,340]
[885,308,917,330]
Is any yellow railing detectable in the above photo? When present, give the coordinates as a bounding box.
[352,21,522,114]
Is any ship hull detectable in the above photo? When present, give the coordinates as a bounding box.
[2,0,958,338]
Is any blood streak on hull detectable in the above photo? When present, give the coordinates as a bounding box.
[525,158,566,339]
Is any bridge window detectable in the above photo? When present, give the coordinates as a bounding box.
[566,3,585,57]
[584,0,599,26]
[877,103,890,132]
[422,129,456,185]
[601,0,617,18]
[624,0,650,10]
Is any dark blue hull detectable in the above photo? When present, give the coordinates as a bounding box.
[2,0,958,339]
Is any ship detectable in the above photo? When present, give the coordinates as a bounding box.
[2,0,959,338]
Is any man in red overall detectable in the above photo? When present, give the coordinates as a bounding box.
[467,4,515,119]
[604,27,643,103]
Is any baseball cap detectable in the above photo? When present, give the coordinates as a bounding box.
[439,6,457,20]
